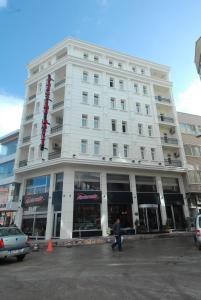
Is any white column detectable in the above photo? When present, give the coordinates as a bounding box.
[100,172,108,236]
[178,176,190,218]
[15,179,25,228]
[45,173,54,240]
[60,167,74,239]
[156,176,167,226]
[130,173,139,229]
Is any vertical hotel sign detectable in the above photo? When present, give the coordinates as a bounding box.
[40,74,52,151]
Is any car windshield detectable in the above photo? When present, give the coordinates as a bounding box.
[0,227,24,237]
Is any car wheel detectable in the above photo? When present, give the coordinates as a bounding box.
[17,254,26,262]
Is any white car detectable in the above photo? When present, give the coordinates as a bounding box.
[0,227,31,261]
[194,214,201,250]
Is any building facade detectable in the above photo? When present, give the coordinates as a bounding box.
[195,37,201,78]
[0,130,20,225]
[178,112,201,217]
[15,39,189,239]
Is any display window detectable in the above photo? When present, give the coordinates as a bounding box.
[108,204,133,228]
[22,214,47,238]
[73,204,101,231]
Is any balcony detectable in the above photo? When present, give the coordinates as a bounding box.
[164,159,182,167]
[48,151,61,160]
[28,94,36,101]
[54,79,65,88]
[158,115,174,124]
[50,125,63,134]
[22,136,31,143]
[161,137,178,145]
[19,160,28,167]
[155,96,171,104]
[25,114,33,121]
[53,101,64,110]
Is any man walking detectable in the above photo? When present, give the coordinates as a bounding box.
[111,218,122,251]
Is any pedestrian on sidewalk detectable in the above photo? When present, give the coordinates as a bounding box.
[111,218,122,251]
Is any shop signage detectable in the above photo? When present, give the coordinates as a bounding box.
[0,187,9,211]
[22,193,49,208]
[74,191,102,204]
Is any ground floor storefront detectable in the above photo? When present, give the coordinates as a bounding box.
[15,166,189,239]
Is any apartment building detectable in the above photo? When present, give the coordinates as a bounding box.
[195,36,201,78]
[0,130,19,225]
[178,112,201,217]
[15,39,189,239]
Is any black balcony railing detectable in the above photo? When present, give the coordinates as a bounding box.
[25,114,33,121]
[19,160,28,167]
[50,125,63,134]
[161,137,178,145]
[164,159,182,167]
[158,115,174,123]
[28,94,36,101]
[55,79,65,88]
[52,101,64,109]
[48,151,61,160]
[22,136,31,143]
[155,96,171,103]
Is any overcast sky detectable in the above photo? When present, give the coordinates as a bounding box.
[0,0,201,136]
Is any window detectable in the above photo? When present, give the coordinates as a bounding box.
[0,140,17,158]
[120,99,126,110]
[151,148,155,160]
[191,146,201,156]
[26,175,50,195]
[143,85,148,95]
[107,174,130,191]
[111,119,117,131]
[82,114,88,128]
[136,102,141,114]
[118,62,122,69]
[94,56,99,62]
[55,173,63,191]
[74,171,100,191]
[136,176,156,192]
[109,59,113,66]
[110,78,114,87]
[140,147,145,159]
[184,144,192,155]
[124,145,129,158]
[81,140,88,154]
[35,102,40,114]
[83,71,88,82]
[94,74,99,84]
[110,97,116,109]
[145,104,150,115]
[82,91,88,104]
[38,83,43,93]
[33,124,37,136]
[94,116,100,129]
[0,160,14,179]
[148,125,152,137]
[141,68,145,75]
[94,141,100,155]
[134,83,138,93]
[162,177,180,193]
[119,80,124,89]
[83,53,88,59]
[138,124,143,135]
[94,94,99,106]
[122,121,127,133]
[113,144,118,157]
[30,147,34,160]
[132,66,136,72]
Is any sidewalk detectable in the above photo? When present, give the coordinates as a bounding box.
[29,231,193,249]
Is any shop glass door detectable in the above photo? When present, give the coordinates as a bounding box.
[52,212,61,238]
[139,205,160,232]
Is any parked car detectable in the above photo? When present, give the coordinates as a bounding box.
[194,214,201,250]
[0,227,31,261]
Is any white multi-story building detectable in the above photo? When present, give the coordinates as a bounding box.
[15,38,189,239]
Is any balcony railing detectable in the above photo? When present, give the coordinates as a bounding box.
[54,79,65,88]
[161,137,178,145]
[22,136,31,143]
[50,125,63,134]
[52,101,64,110]
[19,160,28,167]
[158,115,174,123]
[48,151,61,160]
[155,96,171,103]
[28,94,36,101]
[164,159,182,167]
[25,114,33,121]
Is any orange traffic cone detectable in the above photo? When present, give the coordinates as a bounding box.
[47,239,53,253]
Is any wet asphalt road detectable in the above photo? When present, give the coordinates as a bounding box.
[0,236,201,300]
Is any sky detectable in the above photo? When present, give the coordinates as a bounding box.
[0,0,201,136]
